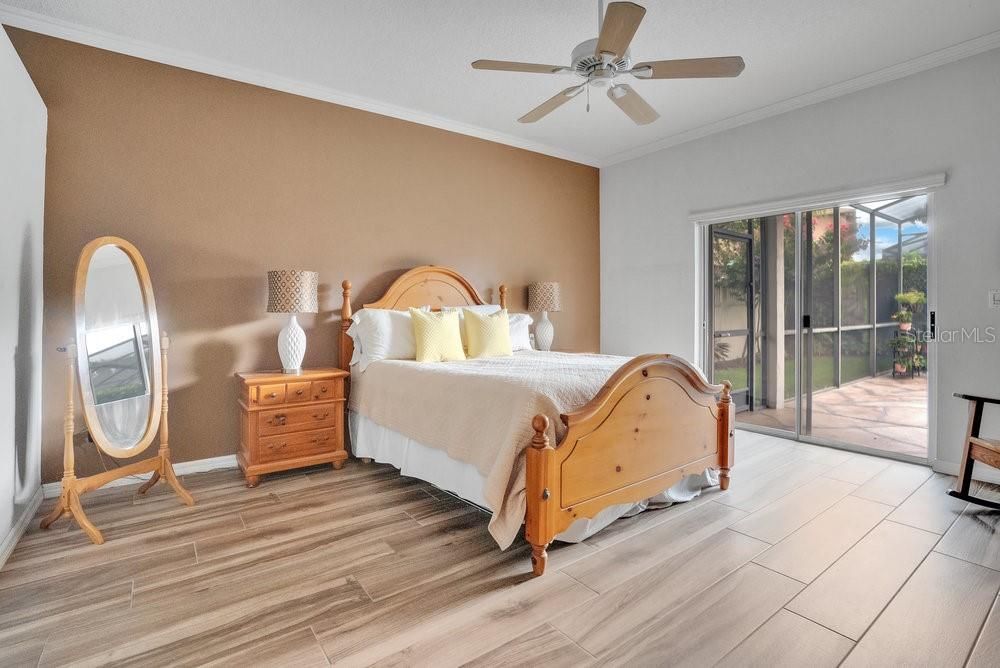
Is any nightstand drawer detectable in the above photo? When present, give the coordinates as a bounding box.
[311,380,343,401]
[257,384,286,406]
[286,381,312,403]
[258,428,340,463]
[258,404,340,436]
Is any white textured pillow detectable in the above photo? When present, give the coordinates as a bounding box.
[443,304,502,349]
[509,313,533,351]
[350,307,429,372]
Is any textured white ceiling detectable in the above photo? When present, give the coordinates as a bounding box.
[3,0,1000,165]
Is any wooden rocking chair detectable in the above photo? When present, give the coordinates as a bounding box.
[948,393,1000,510]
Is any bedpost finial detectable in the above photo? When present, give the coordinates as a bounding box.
[721,380,732,401]
[499,284,508,309]
[341,280,352,322]
[531,414,550,448]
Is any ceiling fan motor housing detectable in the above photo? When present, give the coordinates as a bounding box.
[571,38,631,85]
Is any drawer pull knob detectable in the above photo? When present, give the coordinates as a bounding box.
[313,413,329,420]
[296,389,305,395]
[271,415,287,426]
[267,392,277,399]
[320,387,328,393]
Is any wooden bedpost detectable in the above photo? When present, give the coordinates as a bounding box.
[340,280,353,371]
[499,284,508,310]
[525,414,555,576]
[340,280,369,462]
[717,381,734,490]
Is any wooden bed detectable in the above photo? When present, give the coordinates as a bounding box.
[339,265,734,576]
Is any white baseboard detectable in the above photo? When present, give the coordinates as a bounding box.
[0,486,43,569]
[931,459,1000,485]
[41,454,239,499]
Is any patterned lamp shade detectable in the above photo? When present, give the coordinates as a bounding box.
[266,269,319,314]
[528,282,561,313]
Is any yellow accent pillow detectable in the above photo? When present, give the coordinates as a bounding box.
[409,308,466,362]
[463,308,513,358]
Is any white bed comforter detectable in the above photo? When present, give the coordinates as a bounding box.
[349,350,629,548]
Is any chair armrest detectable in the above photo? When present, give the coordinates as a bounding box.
[954,393,1000,405]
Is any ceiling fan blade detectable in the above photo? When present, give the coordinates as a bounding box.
[596,2,646,60]
[632,56,746,79]
[518,85,585,123]
[607,84,659,125]
[472,60,566,74]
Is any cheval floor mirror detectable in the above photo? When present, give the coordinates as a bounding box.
[40,236,194,544]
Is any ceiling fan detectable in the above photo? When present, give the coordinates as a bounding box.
[471,1,745,126]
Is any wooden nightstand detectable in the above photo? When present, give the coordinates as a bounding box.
[236,367,349,487]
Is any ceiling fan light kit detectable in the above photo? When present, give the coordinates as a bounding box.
[472,1,745,126]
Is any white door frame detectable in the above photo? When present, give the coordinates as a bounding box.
[692,173,946,463]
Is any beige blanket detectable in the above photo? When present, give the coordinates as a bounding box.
[349,350,630,548]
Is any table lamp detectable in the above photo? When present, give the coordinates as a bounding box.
[267,269,318,373]
[528,281,561,351]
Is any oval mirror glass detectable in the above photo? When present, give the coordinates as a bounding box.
[76,240,161,456]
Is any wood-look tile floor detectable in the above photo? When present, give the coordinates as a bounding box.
[3,431,999,667]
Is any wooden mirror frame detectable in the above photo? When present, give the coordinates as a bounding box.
[40,236,194,545]
[74,236,163,458]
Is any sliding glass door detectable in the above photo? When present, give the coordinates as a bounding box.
[704,195,930,460]
[709,225,755,411]
[708,214,796,434]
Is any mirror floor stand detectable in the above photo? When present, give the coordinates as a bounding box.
[40,333,195,545]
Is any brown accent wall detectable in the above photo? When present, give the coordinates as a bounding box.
[6,28,600,483]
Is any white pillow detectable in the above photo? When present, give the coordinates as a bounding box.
[509,313,533,351]
[346,319,365,367]
[349,307,429,372]
[443,304,502,349]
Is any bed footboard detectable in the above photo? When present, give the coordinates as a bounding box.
[525,354,733,576]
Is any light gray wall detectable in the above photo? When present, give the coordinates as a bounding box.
[0,26,46,563]
[600,47,1000,474]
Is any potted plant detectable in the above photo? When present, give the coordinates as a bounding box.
[890,336,914,375]
[893,309,913,331]
[893,290,926,331]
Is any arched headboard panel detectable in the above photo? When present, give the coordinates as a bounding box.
[339,265,507,370]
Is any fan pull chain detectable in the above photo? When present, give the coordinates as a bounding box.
[586,84,591,112]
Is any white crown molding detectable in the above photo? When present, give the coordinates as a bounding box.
[41,454,239,499]
[603,30,1000,167]
[0,3,601,168]
[3,4,999,170]
[0,487,42,569]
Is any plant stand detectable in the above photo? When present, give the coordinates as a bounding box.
[892,332,916,379]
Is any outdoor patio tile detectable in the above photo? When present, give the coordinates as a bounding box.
[736,375,927,458]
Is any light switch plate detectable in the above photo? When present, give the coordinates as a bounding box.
[990,289,1000,309]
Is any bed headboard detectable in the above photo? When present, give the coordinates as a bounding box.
[339,265,508,370]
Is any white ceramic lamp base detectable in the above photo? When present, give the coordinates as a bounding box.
[535,311,554,351]
[278,314,306,373]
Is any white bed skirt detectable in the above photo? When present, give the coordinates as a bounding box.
[349,410,718,544]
